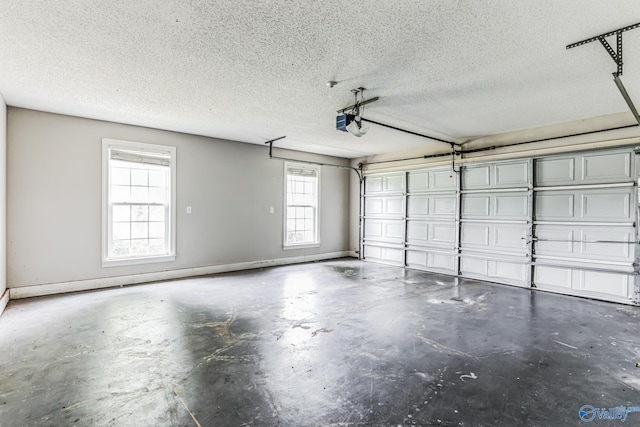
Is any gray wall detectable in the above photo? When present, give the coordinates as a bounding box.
[0,96,5,297]
[7,108,350,289]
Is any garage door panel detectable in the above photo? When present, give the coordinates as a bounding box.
[433,196,456,215]
[535,188,633,222]
[494,194,528,217]
[408,168,456,192]
[365,173,405,194]
[407,195,429,217]
[407,221,455,247]
[534,266,572,290]
[462,195,490,217]
[581,192,630,220]
[406,221,428,243]
[364,219,404,244]
[432,170,456,190]
[462,160,529,189]
[582,152,631,183]
[406,249,455,272]
[495,162,528,186]
[463,192,528,220]
[364,245,404,265]
[433,223,456,244]
[535,194,574,218]
[535,227,574,253]
[535,225,634,263]
[408,170,429,193]
[581,270,631,297]
[580,229,632,259]
[536,157,575,185]
[408,195,456,218]
[494,225,528,251]
[494,261,527,284]
[460,256,528,287]
[462,166,490,189]
[462,223,527,252]
[536,150,632,186]
[535,266,632,300]
[365,196,405,217]
[460,257,488,275]
[461,224,490,246]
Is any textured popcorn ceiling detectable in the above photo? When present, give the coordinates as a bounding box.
[1,1,640,158]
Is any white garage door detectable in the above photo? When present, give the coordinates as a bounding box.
[405,168,457,274]
[362,172,406,266]
[532,150,637,304]
[459,160,531,287]
[361,148,640,305]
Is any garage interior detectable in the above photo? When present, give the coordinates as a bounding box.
[2,1,640,426]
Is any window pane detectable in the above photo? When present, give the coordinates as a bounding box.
[131,186,149,202]
[131,239,149,256]
[148,187,166,203]
[112,186,130,202]
[131,222,148,239]
[113,205,130,222]
[132,205,148,221]
[113,222,130,240]
[111,168,130,186]
[305,218,314,231]
[149,239,165,254]
[131,169,148,186]
[112,240,131,257]
[149,222,165,239]
[149,206,165,221]
[149,170,166,187]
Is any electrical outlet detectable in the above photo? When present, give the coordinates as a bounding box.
[186,206,192,214]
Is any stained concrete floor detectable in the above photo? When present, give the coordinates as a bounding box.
[0,259,639,426]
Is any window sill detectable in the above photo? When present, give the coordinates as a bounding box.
[102,254,176,268]
[283,243,320,251]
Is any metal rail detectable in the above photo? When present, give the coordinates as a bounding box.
[567,21,640,50]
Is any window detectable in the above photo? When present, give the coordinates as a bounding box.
[102,139,176,266]
[284,163,320,248]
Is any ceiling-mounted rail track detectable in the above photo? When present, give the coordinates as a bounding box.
[567,21,640,125]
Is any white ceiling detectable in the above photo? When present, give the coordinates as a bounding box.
[1,1,640,158]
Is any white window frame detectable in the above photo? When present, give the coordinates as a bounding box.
[102,138,177,267]
[283,162,321,249]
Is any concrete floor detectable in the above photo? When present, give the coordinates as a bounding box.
[0,259,639,426]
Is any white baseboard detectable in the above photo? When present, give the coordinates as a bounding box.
[8,251,351,300]
[0,289,9,316]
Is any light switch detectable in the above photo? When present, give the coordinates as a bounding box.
[186,206,192,214]
[269,207,275,214]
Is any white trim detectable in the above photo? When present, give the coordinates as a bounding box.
[0,289,9,316]
[8,251,351,300]
[102,254,176,268]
